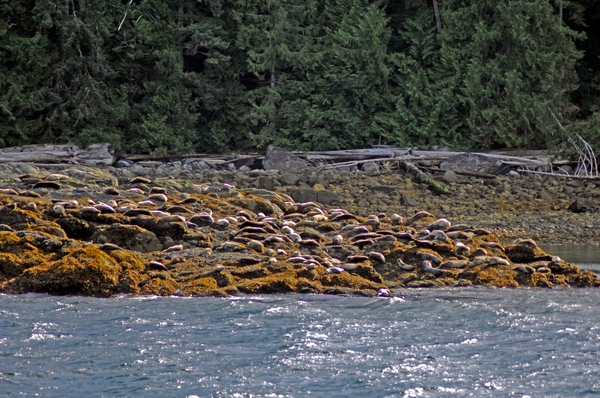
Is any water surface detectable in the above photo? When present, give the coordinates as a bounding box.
[2,289,600,397]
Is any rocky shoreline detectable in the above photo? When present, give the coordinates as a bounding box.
[0,162,599,297]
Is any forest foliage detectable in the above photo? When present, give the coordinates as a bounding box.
[1,0,599,155]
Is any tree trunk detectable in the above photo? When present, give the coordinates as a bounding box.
[559,3,563,21]
[432,0,442,34]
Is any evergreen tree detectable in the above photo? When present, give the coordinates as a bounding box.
[1,0,113,146]
[232,0,321,148]
[564,0,600,116]
[308,0,392,150]
[438,0,583,149]
[0,1,52,146]
[386,4,453,148]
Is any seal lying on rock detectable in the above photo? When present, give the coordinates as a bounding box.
[0,176,599,297]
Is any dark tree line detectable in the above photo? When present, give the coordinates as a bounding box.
[1,0,599,155]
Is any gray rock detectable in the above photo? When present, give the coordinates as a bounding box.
[262,145,310,172]
[279,173,300,186]
[440,153,509,175]
[317,190,340,206]
[557,165,573,175]
[568,198,598,213]
[362,162,380,173]
[442,170,458,183]
[258,176,281,191]
[308,173,328,186]
[289,188,318,203]
[0,163,42,180]
[191,160,211,172]
[370,185,397,195]
[401,194,419,207]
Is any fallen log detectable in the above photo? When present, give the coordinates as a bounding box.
[0,143,114,166]
[399,161,450,195]
[425,167,498,179]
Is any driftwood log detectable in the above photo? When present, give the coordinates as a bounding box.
[0,144,114,166]
[0,143,588,181]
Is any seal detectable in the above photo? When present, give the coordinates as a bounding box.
[428,218,451,231]
[368,251,386,264]
[421,260,444,276]
[147,261,169,272]
[417,251,442,266]
[99,243,124,251]
[164,244,183,252]
[396,258,415,271]
[455,242,470,256]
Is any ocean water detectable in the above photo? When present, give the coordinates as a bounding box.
[2,287,600,398]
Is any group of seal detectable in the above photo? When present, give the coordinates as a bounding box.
[0,176,598,297]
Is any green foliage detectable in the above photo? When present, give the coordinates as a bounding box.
[0,0,598,153]
[438,0,583,150]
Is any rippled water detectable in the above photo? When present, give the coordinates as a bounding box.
[2,288,600,397]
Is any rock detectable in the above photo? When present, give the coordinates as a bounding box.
[92,224,162,253]
[317,190,340,206]
[370,185,397,195]
[192,160,211,172]
[362,162,380,173]
[442,170,458,183]
[279,173,300,186]
[440,153,508,175]
[60,166,119,186]
[557,165,573,175]
[10,246,136,296]
[0,163,41,181]
[262,145,310,172]
[568,198,598,213]
[401,194,419,207]
[289,188,318,203]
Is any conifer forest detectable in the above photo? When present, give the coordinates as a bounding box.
[1,1,599,155]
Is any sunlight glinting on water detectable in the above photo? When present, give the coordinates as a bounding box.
[2,289,600,397]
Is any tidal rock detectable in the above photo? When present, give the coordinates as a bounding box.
[92,224,162,253]
[262,145,310,172]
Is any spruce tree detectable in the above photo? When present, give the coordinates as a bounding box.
[438,0,583,149]
[0,2,52,146]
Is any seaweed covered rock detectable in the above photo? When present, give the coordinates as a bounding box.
[0,173,599,297]
[92,224,163,253]
[10,246,125,295]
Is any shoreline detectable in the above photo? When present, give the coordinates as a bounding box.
[0,162,599,296]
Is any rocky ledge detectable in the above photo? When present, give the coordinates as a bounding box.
[0,165,598,297]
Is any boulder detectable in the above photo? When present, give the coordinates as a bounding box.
[12,246,125,296]
[0,163,42,180]
[442,170,458,183]
[258,176,281,191]
[362,162,380,173]
[59,166,119,186]
[289,188,318,203]
[92,224,162,253]
[440,153,509,175]
[317,190,340,206]
[279,173,300,186]
[262,146,310,172]
[568,198,598,213]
